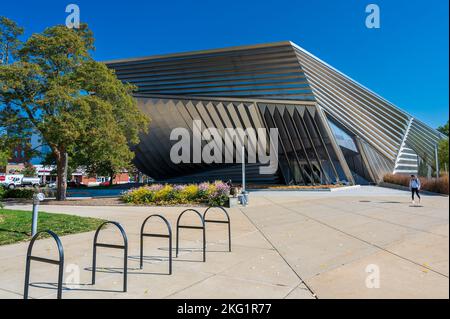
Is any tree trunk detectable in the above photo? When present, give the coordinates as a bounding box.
[56,151,68,201]
[109,170,115,187]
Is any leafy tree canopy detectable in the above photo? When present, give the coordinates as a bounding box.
[1,16,25,168]
[438,139,449,172]
[20,162,37,177]
[0,16,24,65]
[437,120,449,136]
[0,20,149,199]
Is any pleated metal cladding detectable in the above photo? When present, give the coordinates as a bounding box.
[106,42,315,100]
[292,43,445,168]
[106,41,446,184]
[132,96,275,183]
[132,96,352,184]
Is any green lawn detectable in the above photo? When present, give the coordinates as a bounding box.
[0,208,105,246]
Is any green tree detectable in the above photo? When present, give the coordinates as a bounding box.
[437,121,449,136]
[1,16,26,168]
[436,121,449,174]
[0,16,23,65]
[0,135,10,168]
[438,139,449,173]
[70,61,148,186]
[0,21,149,200]
[21,162,37,177]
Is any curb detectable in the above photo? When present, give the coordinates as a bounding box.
[248,185,361,192]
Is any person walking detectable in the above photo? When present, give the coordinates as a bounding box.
[409,175,421,205]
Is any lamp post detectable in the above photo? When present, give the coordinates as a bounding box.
[241,146,245,193]
[435,144,440,180]
[241,146,249,206]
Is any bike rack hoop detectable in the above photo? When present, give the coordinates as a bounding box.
[176,209,206,262]
[91,221,128,292]
[140,214,173,274]
[203,206,231,252]
[24,230,64,299]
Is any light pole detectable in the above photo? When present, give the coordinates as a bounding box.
[241,146,245,193]
[435,144,440,180]
[241,146,248,206]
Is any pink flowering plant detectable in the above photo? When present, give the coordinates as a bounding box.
[121,181,230,206]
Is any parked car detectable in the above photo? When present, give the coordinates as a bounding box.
[67,181,87,188]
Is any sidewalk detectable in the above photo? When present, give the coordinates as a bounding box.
[0,204,313,299]
[1,186,448,299]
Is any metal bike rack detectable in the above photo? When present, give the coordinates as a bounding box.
[203,206,231,252]
[176,209,206,262]
[140,214,172,274]
[24,230,64,299]
[92,221,128,292]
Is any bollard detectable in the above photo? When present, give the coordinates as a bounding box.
[31,193,45,237]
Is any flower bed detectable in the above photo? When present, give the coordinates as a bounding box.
[121,181,230,206]
[383,174,449,195]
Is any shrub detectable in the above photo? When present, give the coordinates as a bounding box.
[383,174,410,187]
[121,186,154,204]
[383,173,449,195]
[154,185,175,202]
[0,186,5,200]
[197,182,211,201]
[0,186,4,208]
[2,188,35,199]
[181,184,199,201]
[207,181,231,206]
[422,174,449,195]
[121,181,230,206]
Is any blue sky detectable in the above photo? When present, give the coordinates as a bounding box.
[2,0,449,128]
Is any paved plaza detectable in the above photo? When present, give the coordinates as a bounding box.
[0,186,448,299]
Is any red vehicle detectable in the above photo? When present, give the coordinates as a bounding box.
[99,181,111,187]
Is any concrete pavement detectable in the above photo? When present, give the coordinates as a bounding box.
[0,186,448,299]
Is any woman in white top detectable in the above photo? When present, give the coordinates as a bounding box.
[409,175,421,204]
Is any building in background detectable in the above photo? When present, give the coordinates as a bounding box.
[106,41,446,185]
[71,168,130,186]
[3,130,50,174]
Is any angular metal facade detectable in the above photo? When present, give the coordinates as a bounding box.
[106,42,446,185]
